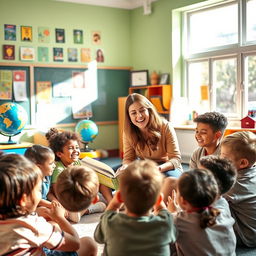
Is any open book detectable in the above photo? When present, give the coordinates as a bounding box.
[81,157,119,190]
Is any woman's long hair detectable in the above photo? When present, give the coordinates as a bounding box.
[124,93,163,151]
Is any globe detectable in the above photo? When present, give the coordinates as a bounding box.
[75,119,98,143]
[0,102,28,143]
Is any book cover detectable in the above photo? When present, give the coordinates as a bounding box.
[53,47,63,62]
[55,28,65,43]
[81,157,119,190]
[3,45,15,60]
[81,48,91,62]
[4,24,16,41]
[38,47,49,62]
[20,46,35,61]
[21,26,32,42]
[74,29,83,44]
[68,48,78,62]
[38,27,50,43]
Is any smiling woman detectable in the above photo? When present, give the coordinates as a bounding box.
[119,93,183,178]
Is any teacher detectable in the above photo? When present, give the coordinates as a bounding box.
[120,93,183,177]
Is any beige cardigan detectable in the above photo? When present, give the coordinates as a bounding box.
[123,120,182,171]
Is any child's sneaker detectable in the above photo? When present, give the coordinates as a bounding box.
[87,202,106,214]
[67,211,81,223]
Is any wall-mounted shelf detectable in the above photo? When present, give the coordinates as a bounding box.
[128,84,172,116]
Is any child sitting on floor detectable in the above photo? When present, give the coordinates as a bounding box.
[190,111,228,169]
[46,128,106,223]
[94,159,177,256]
[24,144,55,217]
[168,169,236,255]
[220,131,256,247]
[161,111,228,202]
[0,153,97,256]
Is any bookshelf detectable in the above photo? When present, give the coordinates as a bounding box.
[128,84,172,115]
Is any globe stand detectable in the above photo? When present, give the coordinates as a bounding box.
[80,141,98,159]
[0,131,21,145]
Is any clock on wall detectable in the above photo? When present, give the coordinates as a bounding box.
[130,70,149,86]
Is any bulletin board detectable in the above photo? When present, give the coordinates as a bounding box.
[0,63,130,126]
[0,65,31,124]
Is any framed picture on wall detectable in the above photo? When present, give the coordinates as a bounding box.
[3,45,15,60]
[73,29,83,44]
[55,28,65,43]
[21,26,32,42]
[130,70,149,86]
[4,24,16,41]
[20,46,35,61]
[159,73,169,85]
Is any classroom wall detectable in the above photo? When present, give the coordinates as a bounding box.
[0,0,131,66]
[0,0,131,150]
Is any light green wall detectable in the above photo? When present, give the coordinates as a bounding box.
[0,0,210,151]
[0,0,131,66]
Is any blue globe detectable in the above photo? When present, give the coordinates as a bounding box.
[75,119,98,143]
[0,102,28,137]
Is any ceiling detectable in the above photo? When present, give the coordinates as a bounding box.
[54,0,156,10]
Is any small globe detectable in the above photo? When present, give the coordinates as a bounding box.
[0,102,28,140]
[75,119,98,143]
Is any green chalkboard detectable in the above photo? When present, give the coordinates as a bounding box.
[34,67,130,123]
[0,66,31,124]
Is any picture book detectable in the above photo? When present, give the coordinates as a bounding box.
[4,24,16,41]
[81,157,119,190]
[3,45,15,60]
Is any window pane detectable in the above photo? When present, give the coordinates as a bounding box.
[188,61,209,113]
[188,4,238,53]
[246,0,256,42]
[245,55,256,111]
[213,58,237,114]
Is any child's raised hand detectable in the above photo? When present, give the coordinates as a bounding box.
[167,189,179,213]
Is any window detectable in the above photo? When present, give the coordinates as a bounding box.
[184,0,256,120]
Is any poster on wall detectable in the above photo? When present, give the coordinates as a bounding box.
[38,27,50,43]
[0,70,12,100]
[53,47,64,62]
[73,29,83,44]
[13,70,28,101]
[68,48,78,62]
[20,47,35,61]
[72,71,85,88]
[3,45,15,60]
[55,28,65,43]
[92,31,101,45]
[21,26,32,42]
[38,47,49,62]
[4,24,16,41]
[81,48,91,62]
[96,49,104,63]
[36,81,52,103]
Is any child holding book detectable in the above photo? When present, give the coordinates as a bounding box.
[24,144,55,217]
[46,128,106,222]
[220,131,256,247]
[168,169,236,255]
[94,159,177,256]
[0,153,97,256]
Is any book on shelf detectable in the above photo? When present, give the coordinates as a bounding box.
[81,157,119,190]
[150,95,167,112]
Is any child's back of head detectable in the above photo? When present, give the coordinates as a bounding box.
[56,165,99,212]
[0,153,41,220]
[200,155,237,195]
[119,159,163,215]
[194,111,228,133]
[221,131,256,168]
[178,169,220,228]
[25,144,54,165]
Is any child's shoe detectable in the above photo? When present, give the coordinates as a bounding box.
[87,202,106,214]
